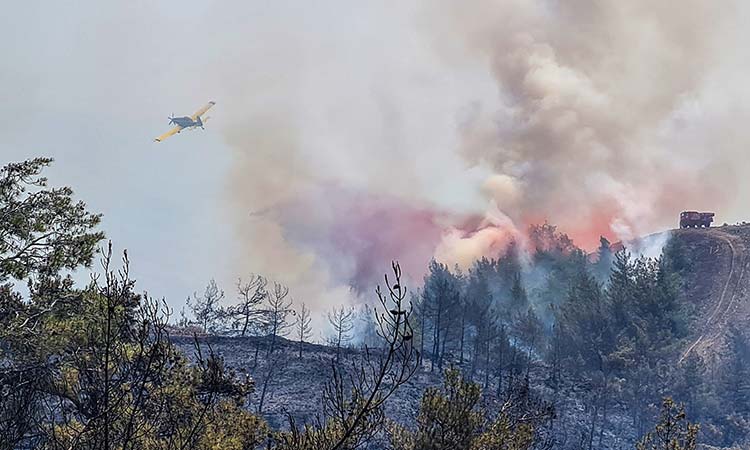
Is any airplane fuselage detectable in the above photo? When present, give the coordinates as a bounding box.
[171,117,199,128]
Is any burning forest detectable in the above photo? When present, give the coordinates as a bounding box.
[4,0,750,449]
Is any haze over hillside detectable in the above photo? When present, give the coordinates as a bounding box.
[6,1,750,326]
[5,1,750,449]
[173,223,750,449]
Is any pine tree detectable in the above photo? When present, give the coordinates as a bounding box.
[496,242,522,288]
[0,158,103,282]
[389,367,549,450]
[558,269,611,373]
[186,279,225,333]
[606,250,634,334]
[328,305,355,361]
[509,273,529,314]
[228,275,269,337]
[423,260,460,371]
[513,308,543,354]
[256,283,294,416]
[676,354,704,416]
[594,236,614,281]
[636,397,698,450]
[465,265,495,380]
[296,302,312,358]
[265,282,294,356]
[654,257,684,337]
[493,325,512,395]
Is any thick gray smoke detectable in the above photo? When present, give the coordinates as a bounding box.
[7,1,750,334]
[209,0,750,325]
[422,0,737,247]
[209,2,491,321]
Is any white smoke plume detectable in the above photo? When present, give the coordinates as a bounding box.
[6,1,750,332]
[207,0,749,321]
[422,0,735,248]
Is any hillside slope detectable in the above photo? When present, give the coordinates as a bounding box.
[172,335,442,430]
[170,225,750,449]
[670,225,750,364]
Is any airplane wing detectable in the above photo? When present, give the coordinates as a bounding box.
[190,101,215,121]
[154,125,182,142]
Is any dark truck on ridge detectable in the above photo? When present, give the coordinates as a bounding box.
[679,211,714,228]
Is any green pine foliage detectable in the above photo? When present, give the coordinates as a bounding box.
[0,159,267,449]
[413,227,709,448]
[636,398,698,450]
[389,368,547,450]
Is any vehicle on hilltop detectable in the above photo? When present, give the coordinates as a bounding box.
[680,211,715,228]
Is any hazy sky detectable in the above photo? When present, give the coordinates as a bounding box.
[4,1,750,332]
[0,1,486,329]
[2,1,244,314]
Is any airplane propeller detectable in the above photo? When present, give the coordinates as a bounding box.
[168,113,176,125]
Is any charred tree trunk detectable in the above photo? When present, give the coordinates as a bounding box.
[459,310,465,364]
[431,307,442,372]
[484,334,491,389]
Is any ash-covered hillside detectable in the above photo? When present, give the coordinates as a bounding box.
[671,226,750,363]
[172,223,750,450]
[172,335,441,430]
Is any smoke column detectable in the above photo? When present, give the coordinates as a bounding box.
[210,1,746,318]
[423,0,734,247]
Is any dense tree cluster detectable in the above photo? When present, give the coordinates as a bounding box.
[4,158,741,449]
[0,160,265,449]
[0,159,424,450]
[407,222,746,448]
[636,398,698,450]
[389,368,552,450]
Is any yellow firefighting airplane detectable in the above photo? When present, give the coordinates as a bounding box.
[154,101,215,142]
